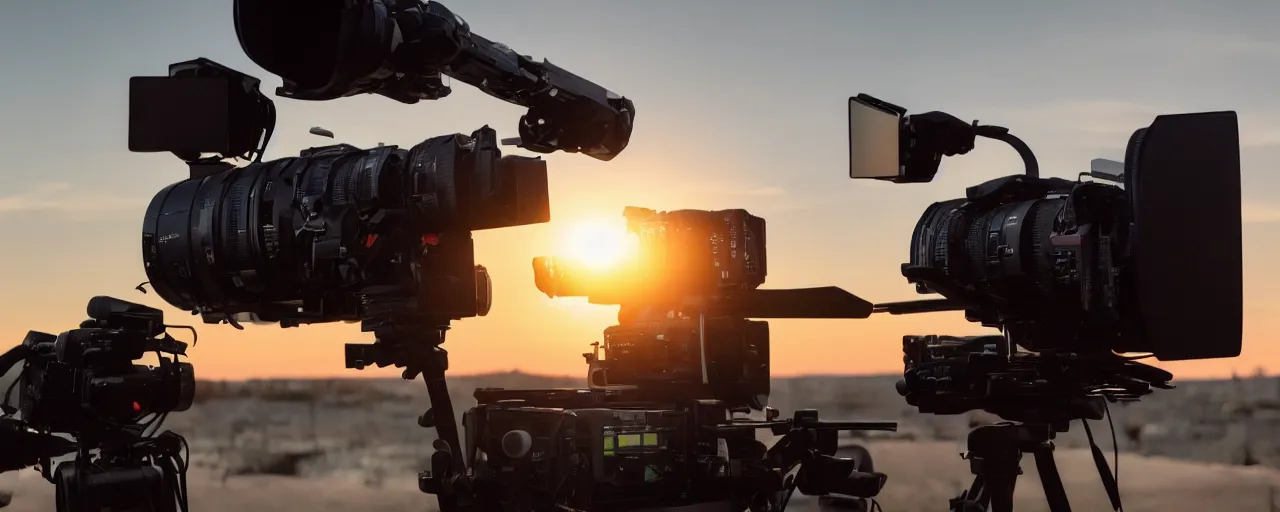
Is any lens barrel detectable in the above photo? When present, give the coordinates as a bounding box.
[142,146,401,314]
[908,197,1066,304]
[142,129,549,324]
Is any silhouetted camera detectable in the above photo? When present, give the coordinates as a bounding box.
[1,296,194,512]
[128,57,551,328]
[533,207,875,410]
[853,94,1243,361]
[17,297,194,434]
[433,207,895,511]
[127,10,635,508]
[853,94,1245,512]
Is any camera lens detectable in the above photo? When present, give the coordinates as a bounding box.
[141,151,397,317]
[141,129,549,326]
[908,197,1066,305]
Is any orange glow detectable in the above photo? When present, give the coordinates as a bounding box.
[556,218,639,271]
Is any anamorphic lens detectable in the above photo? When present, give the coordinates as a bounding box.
[142,127,549,325]
[141,147,401,320]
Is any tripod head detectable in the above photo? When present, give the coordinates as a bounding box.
[886,330,1174,512]
[896,333,1173,430]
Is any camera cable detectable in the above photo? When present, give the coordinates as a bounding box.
[1079,408,1124,512]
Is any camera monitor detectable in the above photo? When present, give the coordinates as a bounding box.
[848,95,905,180]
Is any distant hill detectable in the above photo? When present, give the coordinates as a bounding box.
[7,366,1280,470]
[176,370,1280,470]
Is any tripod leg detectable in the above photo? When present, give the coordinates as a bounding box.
[950,475,989,512]
[986,473,1016,512]
[1032,449,1071,512]
[423,373,465,473]
[966,475,986,505]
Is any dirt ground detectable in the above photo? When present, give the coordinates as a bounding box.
[4,441,1277,512]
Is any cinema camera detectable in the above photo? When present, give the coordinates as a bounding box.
[847,94,1243,512]
[125,2,633,510]
[0,296,195,512]
[427,207,897,511]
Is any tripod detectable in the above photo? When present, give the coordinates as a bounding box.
[950,423,1071,512]
[344,311,471,511]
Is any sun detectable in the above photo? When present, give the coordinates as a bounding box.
[558,218,638,270]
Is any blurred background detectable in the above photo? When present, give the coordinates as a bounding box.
[2,0,1280,510]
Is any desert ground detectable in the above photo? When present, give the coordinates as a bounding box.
[3,372,1279,511]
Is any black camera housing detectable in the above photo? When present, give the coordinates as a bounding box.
[533,207,874,410]
[17,297,194,435]
[852,96,1242,361]
[451,207,892,511]
[596,316,771,412]
[0,298,196,512]
[129,58,550,328]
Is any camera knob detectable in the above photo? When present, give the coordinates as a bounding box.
[501,430,533,459]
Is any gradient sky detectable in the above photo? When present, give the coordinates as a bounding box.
[1,1,1278,380]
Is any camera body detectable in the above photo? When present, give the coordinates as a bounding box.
[18,297,194,435]
[126,5,639,509]
[1,297,194,512]
[906,174,1133,354]
[459,392,784,511]
[850,94,1243,361]
[534,207,872,410]
[444,207,894,511]
[594,316,770,413]
[130,58,551,328]
[850,95,1244,511]
[141,124,546,328]
[534,207,767,306]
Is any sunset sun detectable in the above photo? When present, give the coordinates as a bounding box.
[558,219,638,270]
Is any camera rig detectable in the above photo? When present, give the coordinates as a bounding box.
[849,93,1244,511]
[128,6,636,508]
[0,296,195,512]
[420,206,895,511]
[848,93,1241,360]
[887,333,1169,512]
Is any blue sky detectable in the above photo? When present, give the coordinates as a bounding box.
[1,0,1278,378]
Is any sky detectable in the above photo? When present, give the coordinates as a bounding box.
[1,1,1279,381]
